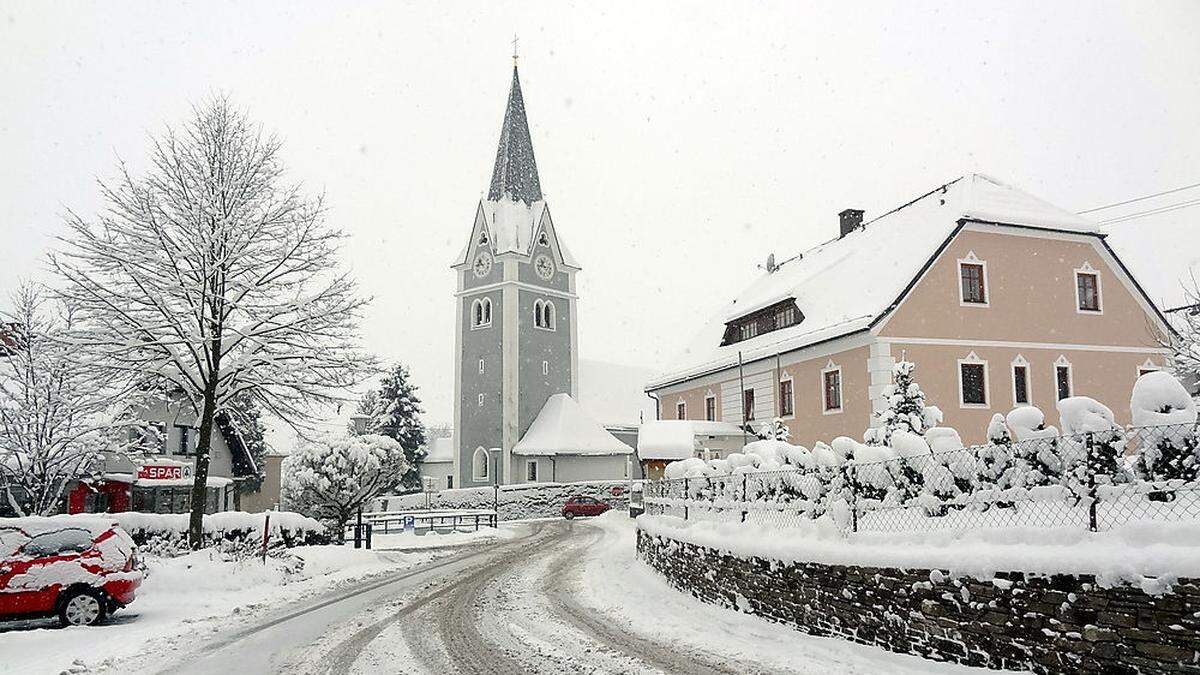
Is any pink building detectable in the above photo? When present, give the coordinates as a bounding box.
[645,175,1176,447]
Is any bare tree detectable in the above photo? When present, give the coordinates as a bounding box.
[0,283,123,516]
[52,98,373,547]
[1168,278,1200,388]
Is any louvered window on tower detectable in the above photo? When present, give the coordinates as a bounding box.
[721,299,803,346]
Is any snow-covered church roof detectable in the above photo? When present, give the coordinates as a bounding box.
[648,174,1104,389]
[513,393,634,456]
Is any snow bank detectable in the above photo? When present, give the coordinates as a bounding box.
[637,514,1200,587]
[374,479,631,521]
[637,421,698,460]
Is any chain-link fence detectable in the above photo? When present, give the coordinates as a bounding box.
[644,422,1200,534]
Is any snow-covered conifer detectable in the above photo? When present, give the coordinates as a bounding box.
[51,98,373,547]
[351,364,428,491]
[1130,371,1199,485]
[864,361,939,446]
[758,417,791,442]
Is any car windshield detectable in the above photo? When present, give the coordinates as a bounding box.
[0,527,30,559]
[20,528,95,558]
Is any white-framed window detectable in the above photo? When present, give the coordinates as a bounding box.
[958,352,989,408]
[1011,354,1030,406]
[1138,358,1159,378]
[533,299,557,331]
[742,388,755,421]
[705,393,716,421]
[477,393,484,407]
[471,297,493,328]
[1054,355,1073,400]
[472,447,489,482]
[479,358,485,374]
[958,251,989,306]
[542,360,549,376]
[525,460,539,482]
[822,360,842,414]
[779,376,794,417]
[1074,262,1102,313]
[676,400,686,420]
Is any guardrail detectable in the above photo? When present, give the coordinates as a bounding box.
[350,509,498,538]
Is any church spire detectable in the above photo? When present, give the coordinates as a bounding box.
[488,63,543,204]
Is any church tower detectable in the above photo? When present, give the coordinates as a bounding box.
[451,62,580,487]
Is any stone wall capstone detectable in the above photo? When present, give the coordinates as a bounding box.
[637,528,1200,673]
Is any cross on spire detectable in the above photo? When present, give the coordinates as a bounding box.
[512,34,519,66]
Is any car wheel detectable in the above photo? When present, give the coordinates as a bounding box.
[563,511,575,520]
[59,588,106,627]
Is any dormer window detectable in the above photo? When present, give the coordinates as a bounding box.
[720,299,803,346]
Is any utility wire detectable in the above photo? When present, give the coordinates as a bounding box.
[1078,181,1200,214]
[1094,197,1200,226]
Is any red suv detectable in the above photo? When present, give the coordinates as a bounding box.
[562,496,611,519]
[0,520,143,627]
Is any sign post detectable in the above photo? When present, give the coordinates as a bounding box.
[262,513,271,563]
[403,514,415,534]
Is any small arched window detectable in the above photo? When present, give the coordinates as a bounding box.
[533,299,545,328]
[472,298,492,328]
[543,301,555,330]
[472,447,489,481]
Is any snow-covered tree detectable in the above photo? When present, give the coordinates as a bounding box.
[219,393,269,493]
[757,417,791,442]
[1006,406,1062,488]
[350,364,427,491]
[51,98,373,547]
[864,361,941,446]
[280,434,408,542]
[0,284,125,516]
[1167,279,1200,388]
[976,413,1016,492]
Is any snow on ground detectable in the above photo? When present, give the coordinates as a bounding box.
[365,526,517,551]
[637,513,1200,590]
[576,513,986,674]
[0,545,441,675]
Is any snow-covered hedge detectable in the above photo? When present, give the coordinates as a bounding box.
[374,480,630,521]
[648,372,1200,532]
[1,511,330,557]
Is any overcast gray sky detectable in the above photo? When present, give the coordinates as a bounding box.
[2,1,1199,427]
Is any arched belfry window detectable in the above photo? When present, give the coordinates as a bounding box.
[472,297,492,328]
[534,299,556,330]
[472,447,489,481]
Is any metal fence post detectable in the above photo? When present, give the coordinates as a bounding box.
[846,465,859,533]
[1085,432,1098,532]
[683,477,689,521]
[741,473,748,523]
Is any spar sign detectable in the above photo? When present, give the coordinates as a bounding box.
[137,463,191,481]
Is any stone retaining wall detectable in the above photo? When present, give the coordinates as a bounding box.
[637,528,1200,673]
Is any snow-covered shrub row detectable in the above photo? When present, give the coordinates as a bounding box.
[0,511,329,557]
[650,372,1200,529]
[373,480,631,521]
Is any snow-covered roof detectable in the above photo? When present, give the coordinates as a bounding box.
[648,174,1102,389]
[637,420,746,460]
[513,393,634,456]
[423,436,454,463]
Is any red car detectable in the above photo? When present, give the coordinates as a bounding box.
[0,520,143,627]
[562,496,611,519]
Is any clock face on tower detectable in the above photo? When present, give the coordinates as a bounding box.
[534,254,555,281]
[472,251,493,278]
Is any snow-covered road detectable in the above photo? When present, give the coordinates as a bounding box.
[88,514,986,674]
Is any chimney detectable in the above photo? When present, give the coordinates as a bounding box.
[838,209,864,238]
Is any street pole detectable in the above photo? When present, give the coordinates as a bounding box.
[738,351,748,446]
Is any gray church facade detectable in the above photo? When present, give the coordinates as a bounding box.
[450,63,633,487]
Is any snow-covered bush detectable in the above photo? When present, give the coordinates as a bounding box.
[1056,397,1128,489]
[1130,371,1199,484]
[864,361,941,445]
[281,434,409,542]
[976,413,1017,493]
[664,457,709,480]
[757,417,791,442]
[1006,406,1063,487]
